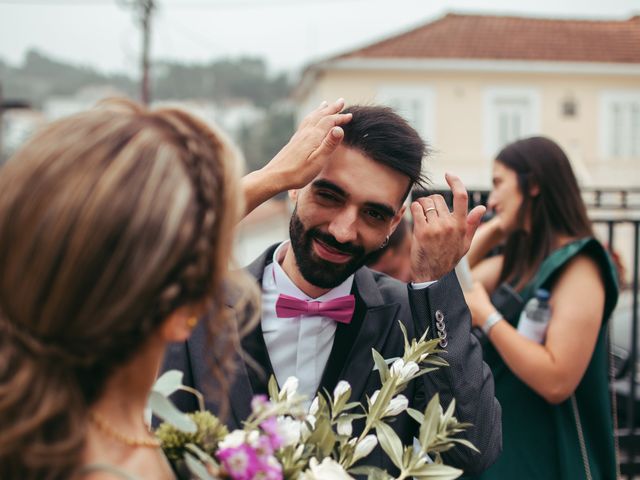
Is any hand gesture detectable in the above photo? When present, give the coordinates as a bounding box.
[263,98,352,190]
[410,173,486,282]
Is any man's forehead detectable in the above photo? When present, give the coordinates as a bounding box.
[311,146,410,208]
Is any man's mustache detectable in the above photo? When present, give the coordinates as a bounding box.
[308,229,364,257]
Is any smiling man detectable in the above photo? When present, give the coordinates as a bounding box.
[163,105,501,475]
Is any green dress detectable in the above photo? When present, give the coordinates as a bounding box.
[468,238,619,480]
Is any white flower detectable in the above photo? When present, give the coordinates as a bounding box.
[353,434,378,462]
[333,380,351,401]
[309,396,320,415]
[276,416,301,446]
[306,414,317,430]
[390,359,419,382]
[419,352,430,363]
[280,376,299,399]
[369,390,380,406]
[384,394,409,417]
[336,416,353,436]
[293,444,305,461]
[390,358,405,375]
[301,414,316,440]
[246,430,261,446]
[218,429,246,449]
[300,457,355,480]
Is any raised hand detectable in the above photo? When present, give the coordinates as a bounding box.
[409,173,486,282]
[262,98,353,190]
[241,99,352,215]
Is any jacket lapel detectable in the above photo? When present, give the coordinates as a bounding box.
[319,268,400,403]
[228,245,280,424]
[186,245,280,428]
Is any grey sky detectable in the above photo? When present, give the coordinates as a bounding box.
[0,0,638,75]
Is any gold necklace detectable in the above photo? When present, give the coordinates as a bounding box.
[89,411,161,448]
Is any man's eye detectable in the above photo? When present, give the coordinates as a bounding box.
[316,191,338,202]
[365,209,384,221]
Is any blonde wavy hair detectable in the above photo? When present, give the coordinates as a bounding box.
[0,98,255,479]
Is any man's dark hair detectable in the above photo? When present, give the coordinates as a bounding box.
[341,105,429,192]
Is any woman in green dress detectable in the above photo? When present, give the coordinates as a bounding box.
[463,136,619,479]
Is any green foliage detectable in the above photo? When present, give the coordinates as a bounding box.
[240,108,296,173]
[152,320,477,480]
[156,411,229,462]
[0,51,291,111]
[1,50,136,107]
[153,57,290,108]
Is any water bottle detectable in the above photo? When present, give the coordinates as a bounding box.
[516,288,551,343]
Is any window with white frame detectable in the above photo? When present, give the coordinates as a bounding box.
[376,85,436,143]
[484,88,540,157]
[600,91,640,159]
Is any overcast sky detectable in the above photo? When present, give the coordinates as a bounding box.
[0,0,638,75]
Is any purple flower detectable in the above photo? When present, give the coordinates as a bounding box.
[216,437,284,480]
[254,434,274,458]
[253,457,283,480]
[259,417,284,450]
[217,444,259,480]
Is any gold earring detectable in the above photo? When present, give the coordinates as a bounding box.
[186,316,198,329]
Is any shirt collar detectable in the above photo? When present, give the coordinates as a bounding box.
[270,241,354,301]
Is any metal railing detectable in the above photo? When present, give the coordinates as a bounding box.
[414,187,640,477]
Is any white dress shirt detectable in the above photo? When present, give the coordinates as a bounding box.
[261,241,436,404]
[261,242,354,402]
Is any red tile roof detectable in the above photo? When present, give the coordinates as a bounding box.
[337,13,640,64]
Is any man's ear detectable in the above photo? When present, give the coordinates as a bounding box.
[388,205,406,235]
[159,307,199,343]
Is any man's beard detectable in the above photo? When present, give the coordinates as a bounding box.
[288,208,377,289]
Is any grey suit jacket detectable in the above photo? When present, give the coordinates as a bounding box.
[162,244,502,475]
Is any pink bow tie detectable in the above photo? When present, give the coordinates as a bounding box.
[275,294,355,324]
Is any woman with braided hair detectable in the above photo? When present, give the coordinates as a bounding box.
[0,97,351,480]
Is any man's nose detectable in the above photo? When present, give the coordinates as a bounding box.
[327,207,358,244]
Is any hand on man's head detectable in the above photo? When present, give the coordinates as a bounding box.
[264,98,353,192]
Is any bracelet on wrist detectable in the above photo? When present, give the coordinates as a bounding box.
[482,310,503,336]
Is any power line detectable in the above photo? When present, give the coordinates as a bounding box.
[0,0,114,4]
[160,0,368,7]
[0,0,367,6]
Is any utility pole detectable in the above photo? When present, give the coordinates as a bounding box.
[0,82,4,161]
[119,0,156,105]
[139,0,155,105]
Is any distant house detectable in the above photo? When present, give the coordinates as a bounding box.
[295,13,640,188]
[1,108,46,159]
[44,85,127,120]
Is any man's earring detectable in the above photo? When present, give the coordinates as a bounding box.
[186,316,198,330]
[380,236,389,249]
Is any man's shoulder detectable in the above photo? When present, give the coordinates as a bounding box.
[360,267,409,303]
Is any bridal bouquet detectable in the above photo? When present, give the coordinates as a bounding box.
[151,323,476,480]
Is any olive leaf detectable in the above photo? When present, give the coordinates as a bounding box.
[147,390,197,433]
[375,421,404,469]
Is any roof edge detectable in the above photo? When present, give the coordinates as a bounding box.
[314,58,640,76]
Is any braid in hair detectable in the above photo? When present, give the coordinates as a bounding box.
[152,107,258,410]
